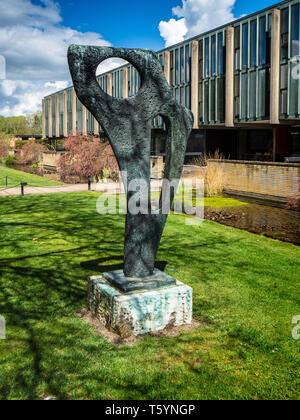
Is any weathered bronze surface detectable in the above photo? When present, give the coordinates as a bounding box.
[68,45,193,282]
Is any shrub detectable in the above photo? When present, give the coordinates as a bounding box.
[287,178,300,211]
[59,132,118,181]
[18,140,45,165]
[192,150,226,196]
[3,155,17,166]
[0,137,9,158]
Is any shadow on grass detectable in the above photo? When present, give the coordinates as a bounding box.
[1,193,299,399]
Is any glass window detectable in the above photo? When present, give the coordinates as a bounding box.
[217,78,225,121]
[235,26,240,71]
[241,73,248,119]
[250,20,257,66]
[211,35,216,75]
[281,8,289,59]
[218,33,224,74]
[185,85,191,109]
[185,45,190,83]
[292,4,300,57]
[170,51,174,86]
[180,47,185,84]
[204,81,209,122]
[199,41,203,79]
[199,82,203,121]
[159,54,164,71]
[205,38,210,77]
[290,71,299,115]
[242,23,249,67]
[180,86,185,105]
[175,49,179,85]
[258,69,266,118]
[211,79,216,121]
[266,14,272,64]
[249,71,256,119]
[259,16,266,65]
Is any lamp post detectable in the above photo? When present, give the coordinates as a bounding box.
[21,182,27,196]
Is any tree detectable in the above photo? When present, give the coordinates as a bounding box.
[0,137,9,158]
[287,178,300,211]
[18,140,45,165]
[0,116,30,135]
[26,112,42,135]
[58,133,118,180]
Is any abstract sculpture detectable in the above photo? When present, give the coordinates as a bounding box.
[68,45,193,292]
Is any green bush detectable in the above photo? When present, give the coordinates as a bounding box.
[3,155,18,166]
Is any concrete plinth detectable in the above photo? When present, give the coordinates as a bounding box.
[88,274,193,337]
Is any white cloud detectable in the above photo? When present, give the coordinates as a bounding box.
[0,0,121,117]
[0,80,69,116]
[159,19,187,48]
[159,0,237,47]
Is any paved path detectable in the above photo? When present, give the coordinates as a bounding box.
[0,181,163,197]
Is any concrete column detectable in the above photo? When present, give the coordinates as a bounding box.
[82,106,87,136]
[55,93,60,138]
[191,40,199,129]
[42,99,46,139]
[63,90,68,137]
[270,9,281,125]
[94,118,99,136]
[48,96,52,138]
[123,67,129,98]
[226,27,235,127]
[164,51,171,84]
[107,73,113,96]
[72,87,77,135]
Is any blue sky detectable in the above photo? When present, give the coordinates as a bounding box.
[59,0,278,50]
[0,0,283,116]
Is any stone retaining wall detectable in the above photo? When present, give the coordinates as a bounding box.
[182,160,300,199]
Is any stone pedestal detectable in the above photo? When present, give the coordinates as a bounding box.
[88,273,193,337]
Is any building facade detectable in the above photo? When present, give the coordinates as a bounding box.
[42,0,300,163]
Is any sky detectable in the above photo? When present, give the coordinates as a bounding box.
[0,0,280,117]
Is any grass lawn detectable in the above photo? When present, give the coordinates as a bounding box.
[0,192,299,400]
[0,165,62,188]
[204,196,248,208]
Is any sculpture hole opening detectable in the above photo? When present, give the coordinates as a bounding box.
[96,59,141,98]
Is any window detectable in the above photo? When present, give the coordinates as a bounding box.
[211,35,216,75]
[242,23,249,67]
[175,49,179,85]
[205,38,210,77]
[185,85,191,109]
[199,41,203,79]
[292,4,300,57]
[281,8,289,60]
[259,16,266,65]
[266,14,272,65]
[159,54,164,71]
[180,47,185,84]
[250,20,257,66]
[185,45,190,83]
[211,79,216,121]
[235,26,240,70]
[170,51,174,86]
[180,86,185,106]
[218,33,224,74]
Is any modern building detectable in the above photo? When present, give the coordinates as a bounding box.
[42,0,300,163]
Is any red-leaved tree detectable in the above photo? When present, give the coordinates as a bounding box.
[58,133,118,181]
[18,140,45,165]
[287,178,300,211]
[0,138,9,158]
